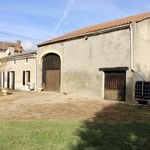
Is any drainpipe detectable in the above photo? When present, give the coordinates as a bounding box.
[130,23,136,103]
[130,23,134,71]
[130,23,145,81]
[130,23,146,103]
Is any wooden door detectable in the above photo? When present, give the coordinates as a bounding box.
[46,70,60,91]
[7,72,10,89]
[43,53,61,91]
[9,71,15,90]
[12,71,15,90]
[104,71,126,101]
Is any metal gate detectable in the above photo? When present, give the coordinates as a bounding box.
[135,81,150,103]
[104,71,126,101]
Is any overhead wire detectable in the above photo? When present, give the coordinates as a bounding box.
[0,30,41,41]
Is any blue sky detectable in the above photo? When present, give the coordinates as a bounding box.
[0,0,150,49]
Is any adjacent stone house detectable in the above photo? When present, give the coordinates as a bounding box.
[0,51,37,91]
[0,40,23,58]
[37,12,150,102]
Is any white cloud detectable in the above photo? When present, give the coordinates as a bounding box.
[21,40,37,51]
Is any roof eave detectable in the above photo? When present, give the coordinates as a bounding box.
[38,23,131,47]
[0,51,37,61]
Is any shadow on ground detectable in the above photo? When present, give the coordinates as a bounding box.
[71,103,150,150]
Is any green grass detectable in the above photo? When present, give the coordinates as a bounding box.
[0,120,81,150]
[0,103,149,150]
[0,120,149,150]
[73,121,150,150]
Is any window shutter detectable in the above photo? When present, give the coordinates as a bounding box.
[23,71,25,85]
[28,71,30,83]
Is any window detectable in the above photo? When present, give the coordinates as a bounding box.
[23,71,30,85]
[26,71,30,83]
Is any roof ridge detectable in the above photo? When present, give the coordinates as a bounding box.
[39,11,150,46]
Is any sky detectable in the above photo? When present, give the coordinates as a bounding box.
[0,0,149,50]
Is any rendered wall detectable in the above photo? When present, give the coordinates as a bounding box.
[134,19,150,81]
[38,28,131,99]
[1,57,37,91]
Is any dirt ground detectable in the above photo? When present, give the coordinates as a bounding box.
[0,91,121,121]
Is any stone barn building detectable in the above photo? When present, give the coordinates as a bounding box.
[37,12,150,102]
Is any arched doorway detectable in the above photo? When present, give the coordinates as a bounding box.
[42,53,61,91]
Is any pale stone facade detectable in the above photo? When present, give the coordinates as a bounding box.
[1,13,150,102]
[0,51,37,91]
[37,18,150,102]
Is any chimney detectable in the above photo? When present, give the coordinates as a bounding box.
[16,40,22,53]
[17,40,21,45]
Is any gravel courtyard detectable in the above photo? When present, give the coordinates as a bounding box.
[0,91,149,121]
[0,91,121,120]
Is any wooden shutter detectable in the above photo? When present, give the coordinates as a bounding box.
[23,71,25,85]
[27,71,30,83]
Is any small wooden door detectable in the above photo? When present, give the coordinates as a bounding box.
[46,70,60,91]
[104,71,126,101]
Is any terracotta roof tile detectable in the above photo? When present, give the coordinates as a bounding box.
[39,12,150,46]
[0,41,23,52]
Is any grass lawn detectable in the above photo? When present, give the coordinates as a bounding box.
[0,103,149,150]
[0,120,81,150]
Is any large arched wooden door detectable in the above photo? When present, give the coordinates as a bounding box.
[42,53,61,91]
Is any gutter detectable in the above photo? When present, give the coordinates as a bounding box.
[0,52,37,61]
